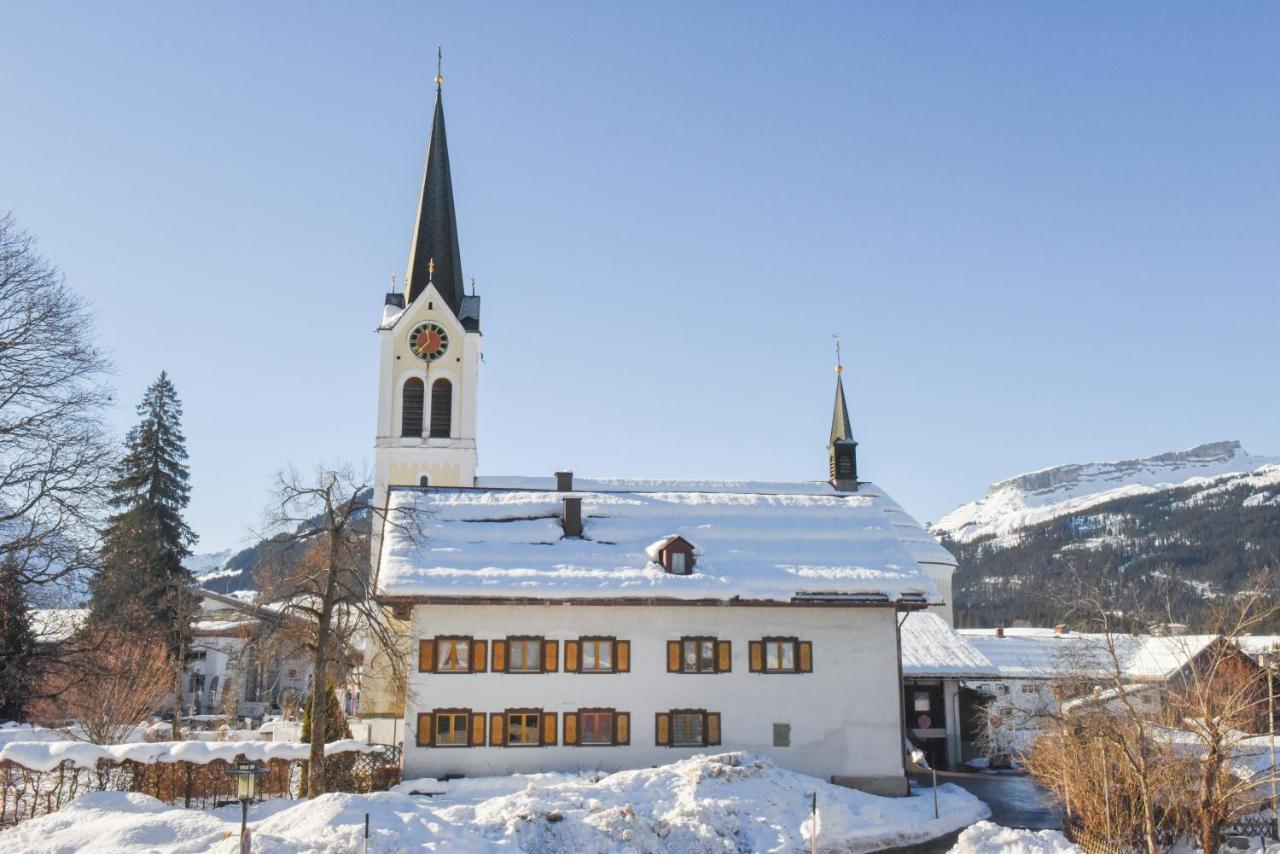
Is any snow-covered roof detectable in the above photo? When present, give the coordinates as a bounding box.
[900,613,998,678]
[376,479,950,604]
[959,628,1220,681]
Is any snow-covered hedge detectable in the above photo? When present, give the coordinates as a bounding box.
[0,739,377,773]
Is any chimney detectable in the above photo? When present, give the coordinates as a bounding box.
[995,625,1005,639]
[561,496,582,538]
[555,471,574,492]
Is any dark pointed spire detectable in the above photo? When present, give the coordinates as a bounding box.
[404,51,464,314]
[829,369,854,447]
[828,336,858,489]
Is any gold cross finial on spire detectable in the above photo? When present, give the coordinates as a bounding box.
[435,45,444,89]
[833,333,843,374]
[428,257,435,284]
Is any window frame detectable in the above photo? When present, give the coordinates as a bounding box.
[577,708,616,746]
[433,708,471,748]
[670,708,709,747]
[433,636,474,674]
[762,636,800,674]
[579,636,616,673]
[505,636,545,674]
[681,636,718,674]
[505,708,543,747]
[429,377,452,438]
[400,377,425,438]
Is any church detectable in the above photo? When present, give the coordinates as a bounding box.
[364,73,956,797]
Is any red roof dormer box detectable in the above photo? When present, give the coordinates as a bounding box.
[646,535,697,576]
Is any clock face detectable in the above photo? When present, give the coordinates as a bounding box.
[408,322,449,361]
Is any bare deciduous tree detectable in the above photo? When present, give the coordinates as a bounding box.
[0,212,113,595]
[30,618,171,744]
[256,463,423,797]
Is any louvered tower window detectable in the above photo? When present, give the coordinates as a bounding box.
[430,378,452,438]
[401,378,424,437]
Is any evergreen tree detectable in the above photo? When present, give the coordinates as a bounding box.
[0,558,36,722]
[91,371,197,634]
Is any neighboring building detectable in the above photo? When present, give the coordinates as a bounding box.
[180,589,313,719]
[361,73,959,794]
[959,626,1267,749]
[899,612,998,770]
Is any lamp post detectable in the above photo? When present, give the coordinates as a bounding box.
[227,759,267,853]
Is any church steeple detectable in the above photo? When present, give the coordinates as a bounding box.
[404,50,464,315]
[828,338,858,490]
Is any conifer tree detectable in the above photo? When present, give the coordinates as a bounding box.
[0,558,36,722]
[90,372,197,736]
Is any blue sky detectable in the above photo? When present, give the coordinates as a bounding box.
[2,3,1277,554]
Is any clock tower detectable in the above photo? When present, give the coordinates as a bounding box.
[373,71,481,513]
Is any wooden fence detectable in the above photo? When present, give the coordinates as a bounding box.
[0,746,401,827]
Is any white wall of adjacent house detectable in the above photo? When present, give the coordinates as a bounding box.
[399,602,907,792]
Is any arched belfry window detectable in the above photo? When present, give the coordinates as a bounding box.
[401,378,424,437]
[430,378,452,438]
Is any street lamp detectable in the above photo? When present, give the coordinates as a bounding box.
[226,759,267,852]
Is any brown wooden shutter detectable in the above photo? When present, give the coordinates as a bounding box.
[491,639,507,673]
[564,640,580,673]
[563,712,578,745]
[469,712,486,746]
[615,712,630,746]
[799,641,813,673]
[716,640,731,673]
[543,640,559,673]
[655,712,670,746]
[706,712,721,746]
[472,640,488,673]
[416,712,433,747]
[541,712,558,746]
[489,712,506,746]
[418,639,435,673]
[666,641,680,673]
[749,641,763,673]
[616,640,630,672]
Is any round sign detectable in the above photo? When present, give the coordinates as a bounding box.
[917,715,932,729]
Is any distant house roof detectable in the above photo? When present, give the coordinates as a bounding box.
[959,627,1221,681]
[375,478,951,605]
[900,612,998,678]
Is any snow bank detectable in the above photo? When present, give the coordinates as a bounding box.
[0,739,378,772]
[5,752,989,853]
[949,821,1079,853]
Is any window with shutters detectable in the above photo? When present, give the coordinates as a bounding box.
[667,638,730,673]
[507,637,543,673]
[429,378,452,438]
[749,638,812,674]
[434,711,469,746]
[507,710,541,746]
[401,378,424,437]
[435,637,471,673]
[658,709,720,748]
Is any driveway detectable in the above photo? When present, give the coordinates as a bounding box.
[884,771,1060,853]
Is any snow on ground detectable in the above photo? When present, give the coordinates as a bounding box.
[948,821,1079,853]
[2,752,989,853]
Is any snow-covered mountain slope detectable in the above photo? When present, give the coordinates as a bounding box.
[184,549,232,576]
[934,441,1280,545]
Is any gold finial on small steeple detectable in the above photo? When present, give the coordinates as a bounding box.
[470,274,476,296]
[435,45,444,89]
[833,333,843,374]
[428,257,435,284]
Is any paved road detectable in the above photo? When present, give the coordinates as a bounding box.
[884,771,1061,853]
